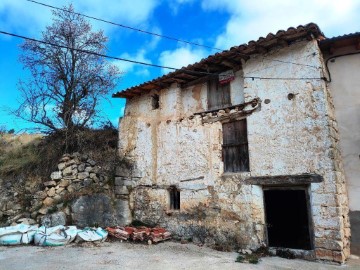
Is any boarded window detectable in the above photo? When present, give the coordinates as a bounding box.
[169,186,180,210]
[222,119,249,172]
[208,78,231,110]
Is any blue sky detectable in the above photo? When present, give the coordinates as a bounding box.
[1,0,360,132]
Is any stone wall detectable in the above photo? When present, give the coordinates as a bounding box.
[118,40,350,262]
[1,153,129,228]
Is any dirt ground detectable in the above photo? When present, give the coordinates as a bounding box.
[0,241,359,270]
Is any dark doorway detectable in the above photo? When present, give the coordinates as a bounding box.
[264,189,312,250]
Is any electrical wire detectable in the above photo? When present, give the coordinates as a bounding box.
[25,0,323,71]
[25,0,223,52]
[0,30,325,81]
[0,30,213,76]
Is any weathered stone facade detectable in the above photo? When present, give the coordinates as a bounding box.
[116,31,350,262]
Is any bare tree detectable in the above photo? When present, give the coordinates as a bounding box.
[15,4,120,133]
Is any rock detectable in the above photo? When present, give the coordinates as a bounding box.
[115,186,129,195]
[63,166,73,176]
[38,207,49,215]
[17,218,36,225]
[56,187,65,194]
[41,211,66,227]
[58,162,66,170]
[58,179,70,187]
[53,195,62,204]
[47,187,56,197]
[78,172,89,180]
[35,191,47,200]
[31,211,38,219]
[44,181,56,187]
[11,214,23,222]
[60,154,70,162]
[83,179,92,187]
[72,194,115,227]
[87,159,96,166]
[43,197,55,206]
[50,171,62,180]
[67,185,75,193]
[65,159,76,167]
[114,199,132,226]
[10,204,22,211]
[85,167,93,172]
[78,163,86,172]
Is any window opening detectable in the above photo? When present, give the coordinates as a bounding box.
[222,119,249,172]
[207,78,231,110]
[152,94,160,109]
[169,186,180,210]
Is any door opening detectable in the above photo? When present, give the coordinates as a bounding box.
[264,188,312,250]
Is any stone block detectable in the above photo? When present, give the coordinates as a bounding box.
[58,162,66,171]
[58,179,70,187]
[85,166,93,172]
[56,187,65,194]
[115,186,129,195]
[78,163,85,172]
[312,193,337,207]
[44,180,57,187]
[315,248,333,261]
[47,187,56,197]
[87,159,96,166]
[78,172,89,180]
[83,179,92,187]
[115,177,132,186]
[63,166,73,176]
[41,211,66,227]
[50,171,62,180]
[114,199,132,226]
[71,194,115,227]
[332,251,345,263]
[315,238,343,251]
[43,197,54,206]
[38,207,49,215]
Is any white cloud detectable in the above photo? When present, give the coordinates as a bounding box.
[113,49,152,78]
[158,47,208,74]
[201,0,360,49]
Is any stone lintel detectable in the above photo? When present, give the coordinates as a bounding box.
[245,174,323,186]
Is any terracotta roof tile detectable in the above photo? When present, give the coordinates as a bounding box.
[113,23,323,98]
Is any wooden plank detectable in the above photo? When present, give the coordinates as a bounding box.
[222,119,249,172]
[245,174,323,185]
[208,78,231,110]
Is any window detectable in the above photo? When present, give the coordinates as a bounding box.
[207,78,231,110]
[151,94,160,109]
[222,119,249,172]
[169,186,180,210]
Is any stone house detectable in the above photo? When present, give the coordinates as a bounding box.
[113,23,350,263]
[320,33,360,256]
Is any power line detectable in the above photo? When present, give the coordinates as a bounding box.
[25,0,223,52]
[0,30,212,76]
[25,0,323,71]
[0,30,325,82]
